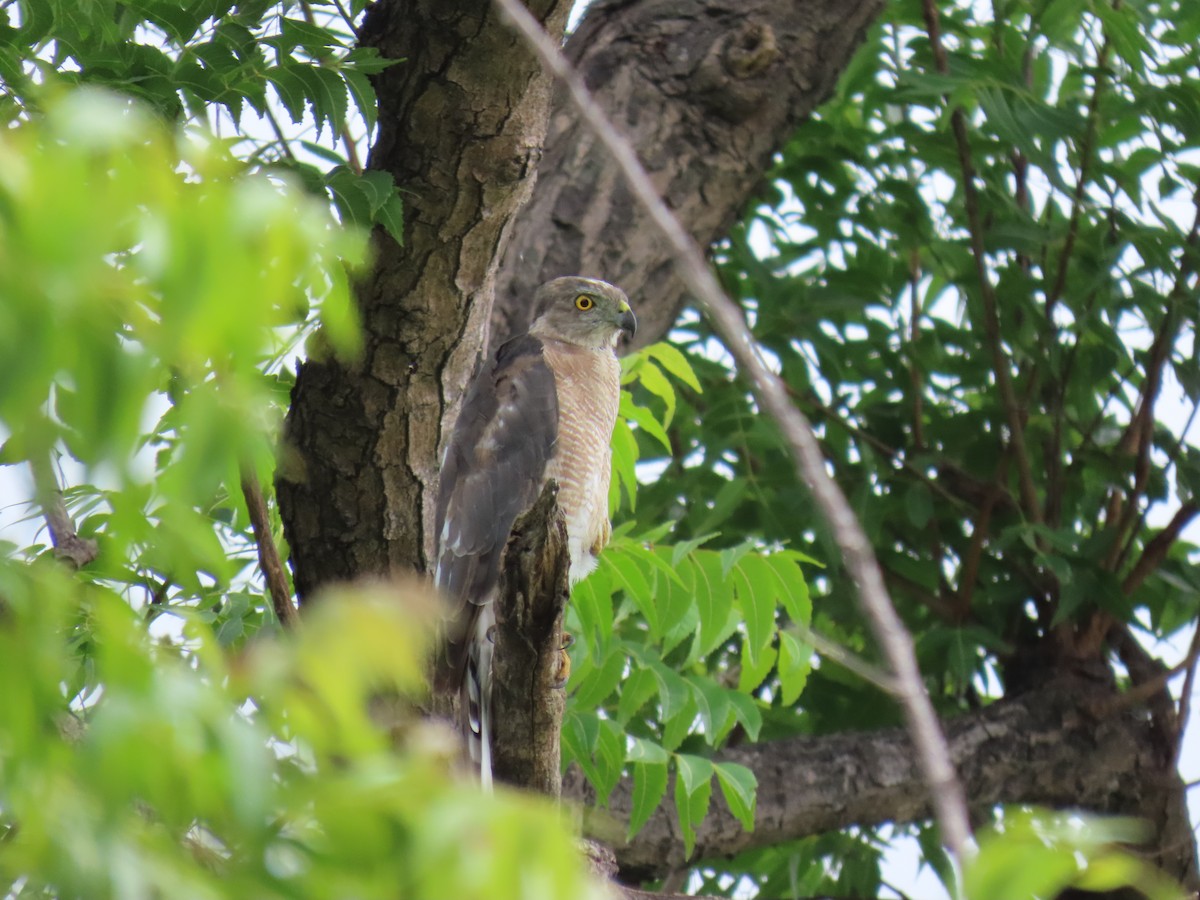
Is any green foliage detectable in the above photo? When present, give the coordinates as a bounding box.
[2,0,1198,895]
[565,345,818,846]
[616,0,1200,892]
[0,89,359,615]
[0,564,604,899]
[965,810,1185,900]
[0,0,404,242]
[0,88,601,900]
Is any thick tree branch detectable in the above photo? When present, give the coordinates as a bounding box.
[490,481,571,796]
[570,677,1195,887]
[493,0,973,864]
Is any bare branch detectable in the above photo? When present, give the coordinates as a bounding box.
[789,621,899,696]
[493,0,973,865]
[240,465,299,629]
[29,457,98,570]
[955,454,1010,619]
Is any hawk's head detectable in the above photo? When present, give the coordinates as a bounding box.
[529,276,636,350]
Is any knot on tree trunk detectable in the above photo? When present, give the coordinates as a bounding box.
[490,479,572,796]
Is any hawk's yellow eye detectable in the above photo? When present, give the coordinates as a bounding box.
[575,294,594,311]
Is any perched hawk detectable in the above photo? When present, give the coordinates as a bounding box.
[434,276,636,789]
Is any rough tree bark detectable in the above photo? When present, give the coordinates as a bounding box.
[572,675,1198,889]
[490,482,572,795]
[491,0,886,351]
[278,0,571,597]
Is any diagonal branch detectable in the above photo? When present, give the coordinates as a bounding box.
[1121,502,1198,597]
[29,456,98,570]
[240,465,299,628]
[492,0,973,866]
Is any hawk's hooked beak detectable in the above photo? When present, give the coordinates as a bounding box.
[617,306,637,340]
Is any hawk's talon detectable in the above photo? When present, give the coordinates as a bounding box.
[485,624,496,644]
[553,630,574,688]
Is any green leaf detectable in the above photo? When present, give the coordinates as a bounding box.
[636,358,678,427]
[602,545,658,635]
[592,717,626,804]
[266,65,308,123]
[375,191,405,244]
[738,636,777,694]
[713,761,757,832]
[726,689,763,741]
[629,762,669,839]
[672,754,714,858]
[620,393,672,454]
[776,631,813,705]
[626,735,670,765]
[343,67,378,130]
[610,417,639,513]
[686,675,733,743]
[645,342,703,393]
[732,555,779,668]
[616,664,659,724]
[693,552,735,655]
[904,482,933,529]
[765,553,813,626]
[570,564,614,657]
[571,644,625,709]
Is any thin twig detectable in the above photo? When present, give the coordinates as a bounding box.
[1171,621,1200,769]
[907,252,925,451]
[492,0,974,867]
[1108,304,1182,571]
[264,105,298,163]
[329,0,357,33]
[1044,37,1109,316]
[955,454,1010,619]
[1106,622,1200,725]
[29,457,98,569]
[789,621,899,696]
[240,464,299,628]
[1109,189,1200,571]
[793,386,967,511]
